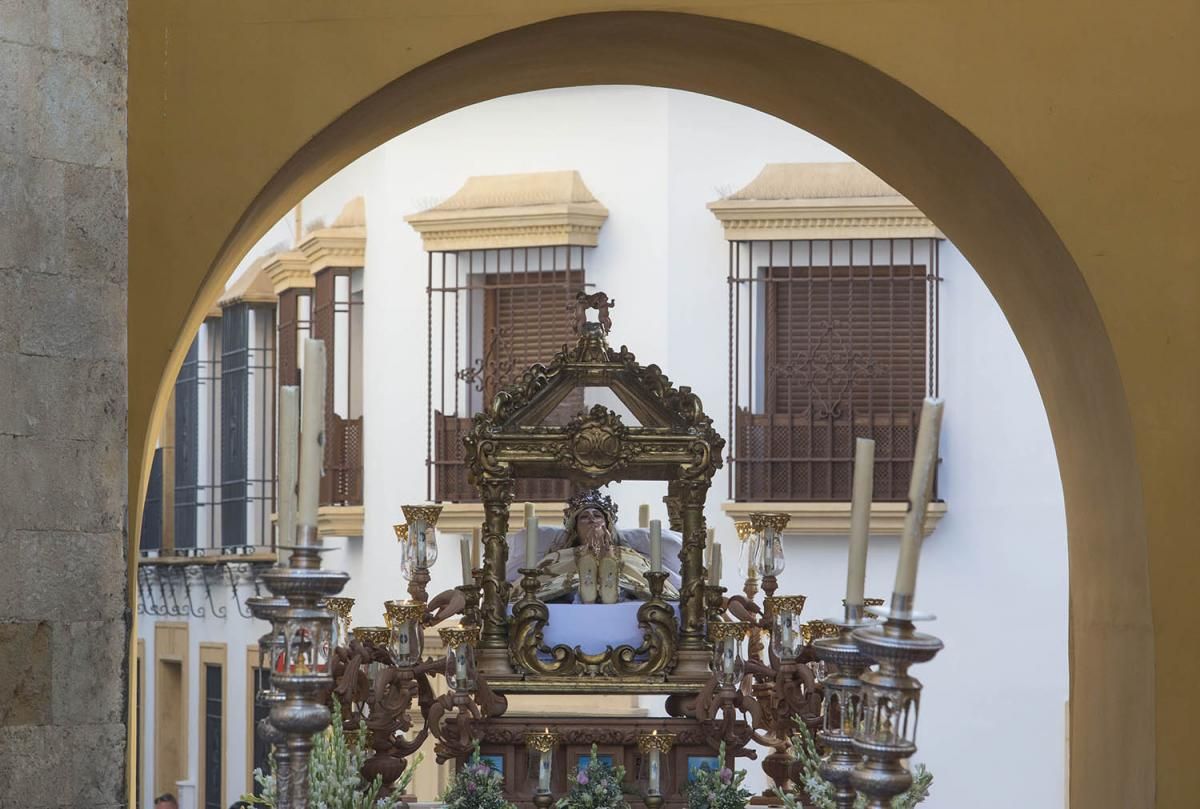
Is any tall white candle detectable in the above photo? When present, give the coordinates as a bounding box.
[277,386,299,548]
[648,746,661,795]
[705,528,715,570]
[524,502,538,569]
[471,527,482,570]
[459,536,472,585]
[709,542,723,585]
[762,526,776,574]
[538,748,552,793]
[297,338,326,530]
[638,504,650,528]
[846,437,876,607]
[649,519,662,573]
[893,398,945,601]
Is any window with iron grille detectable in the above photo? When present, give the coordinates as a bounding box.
[203,663,222,809]
[728,238,940,501]
[193,319,222,547]
[427,247,588,502]
[219,304,277,548]
[311,268,363,507]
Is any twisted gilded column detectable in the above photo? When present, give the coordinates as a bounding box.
[476,476,515,674]
[676,479,711,658]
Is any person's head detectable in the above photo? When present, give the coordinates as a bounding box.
[576,506,608,536]
[154,794,178,809]
[556,488,618,551]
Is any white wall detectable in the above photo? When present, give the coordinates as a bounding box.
[137,581,262,809]
[146,86,1068,809]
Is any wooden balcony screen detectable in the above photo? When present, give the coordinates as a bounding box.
[434,412,572,503]
[734,407,925,502]
[320,414,364,506]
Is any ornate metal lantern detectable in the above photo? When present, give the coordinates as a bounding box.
[526,729,560,793]
[384,600,426,667]
[765,595,807,662]
[637,730,676,808]
[282,607,337,676]
[326,596,355,650]
[401,504,442,567]
[440,624,479,694]
[750,513,788,580]
[734,520,758,579]
[709,622,748,688]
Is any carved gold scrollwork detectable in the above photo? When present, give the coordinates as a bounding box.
[607,573,678,677]
[509,577,583,677]
[508,571,679,678]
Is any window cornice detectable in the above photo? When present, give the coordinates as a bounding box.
[720,500,946,537]
[708,162,941,241]
[405,170,608,251]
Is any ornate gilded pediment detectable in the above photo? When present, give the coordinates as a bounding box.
[463,293,724,488]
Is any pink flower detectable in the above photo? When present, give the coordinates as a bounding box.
[720,767,733,784]
[467,782,477,793]
[577,771,589,785]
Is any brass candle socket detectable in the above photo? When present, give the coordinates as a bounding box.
[400,504,444,527]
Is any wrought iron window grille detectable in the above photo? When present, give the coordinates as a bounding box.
[727,238,941,502]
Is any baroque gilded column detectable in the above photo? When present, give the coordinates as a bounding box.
[676,478,711,660]
[476,475,515,674]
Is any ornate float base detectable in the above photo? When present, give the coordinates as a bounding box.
[467,716,748,809]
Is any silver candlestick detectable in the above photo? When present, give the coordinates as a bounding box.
[258,525,349,809]
[247,595,292,806]
[849,598,942,809]
[811,602,875,809]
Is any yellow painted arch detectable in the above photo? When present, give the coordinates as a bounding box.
[130,7,1199,806]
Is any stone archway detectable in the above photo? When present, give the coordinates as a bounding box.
[131,12,1154,807]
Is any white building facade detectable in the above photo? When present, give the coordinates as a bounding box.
[136,87,1068,809]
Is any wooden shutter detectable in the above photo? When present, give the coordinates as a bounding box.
[221,305,250,547]
[764,265,926,417]
[746,264,927,501]
[174,336,200,549]
[277,288,300,388]
[483,270,584,422]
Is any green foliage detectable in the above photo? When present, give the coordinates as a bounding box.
[555,744,629,809]
[777,722,932,809]
[685,742,751,809]
[441,745,518,809]
[240,702,421,809]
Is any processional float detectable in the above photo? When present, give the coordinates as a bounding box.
[250,292,945,809]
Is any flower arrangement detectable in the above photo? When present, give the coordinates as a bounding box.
[441,745,517,809]
[685,743,751,809]
[555,744,630,809]
[780,722,932,809]
[241,702,420,809]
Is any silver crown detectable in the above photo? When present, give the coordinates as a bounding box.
[563,488,618,528]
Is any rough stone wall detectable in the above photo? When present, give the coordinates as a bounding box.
[0,2,129,808]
